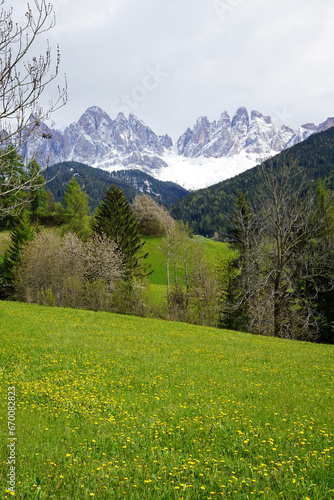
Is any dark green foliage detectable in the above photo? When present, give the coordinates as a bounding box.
[0,148,47,227]
[94,185,149,277]
[171,127,334,236]
[0,147,28,227]
[222,190,260,332]
[0,146,26,215]
[218,257,247,332]
[315,289,334,344]
[228,190,257,252]
[307,180,334,343]
[0,211,34,298]
[30,186,47,220]
[43,162,189,211]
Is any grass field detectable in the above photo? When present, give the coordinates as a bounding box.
[143,236,234,286]
[1,301,333,499]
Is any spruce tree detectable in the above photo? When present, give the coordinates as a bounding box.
[63,178,91,239]
[94,185,149,277]
[223,191,258,331]
[0,210,34,297]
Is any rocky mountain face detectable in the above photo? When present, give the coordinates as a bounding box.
[177,107,334,160]
[27,106,171,173]
[26,106,334,185]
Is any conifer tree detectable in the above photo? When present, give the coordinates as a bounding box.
[0,211,34,297]
[223,190,262,332]
[94,185,149,277]
[63,178,91,239]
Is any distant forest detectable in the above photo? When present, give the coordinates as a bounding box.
[170,127,334,237]
[43,162,189,211]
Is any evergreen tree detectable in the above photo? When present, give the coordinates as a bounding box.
[0,211,34,298]
[63,178,91,239]
[0,146,28,225]
[223,190,261,332]
[94,185,149,277]
[46,190,56,212]
[28,158,47,220]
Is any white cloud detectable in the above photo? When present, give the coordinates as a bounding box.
[8,0,334,139]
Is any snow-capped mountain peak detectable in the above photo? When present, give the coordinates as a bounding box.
[24,106,334,190]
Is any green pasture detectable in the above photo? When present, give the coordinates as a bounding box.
[144,236,234,286]
[1,301,333,499]
[143,237,168,286]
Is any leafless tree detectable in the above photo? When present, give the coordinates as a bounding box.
[228,163,334,340]
[160,223,222,325]
[14,231,125,309]
[14,230,84,305]
[226,190,264,326]
[159,221,184,315]
[260,163,334,339]
[0,0,67,216]
[84,233,125,292]
[188,243,221,327]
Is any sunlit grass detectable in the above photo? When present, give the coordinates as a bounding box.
[0,301,333,499]
[143,237,168,285]
[144,236,234,286]
[147,283,167,307]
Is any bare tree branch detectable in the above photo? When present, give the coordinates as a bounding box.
[0,0,67,217]
[226,163,334,340]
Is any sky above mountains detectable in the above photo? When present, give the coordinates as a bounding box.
[12,0,334,140]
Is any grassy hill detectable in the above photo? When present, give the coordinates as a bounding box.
[171,127,334,237]
[143,236,235,310]
[1,301,333,499]
[0,228,234,313]
[144,236,235,286]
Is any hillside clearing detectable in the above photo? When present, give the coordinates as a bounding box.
[144,236,234,286]
[0,301,333,499]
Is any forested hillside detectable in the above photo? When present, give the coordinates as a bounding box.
[170,127,334,237]
[43,162,189,211]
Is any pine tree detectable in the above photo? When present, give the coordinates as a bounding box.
[222,191,256,331]
[94,185,149,277]
[0,211,34,297]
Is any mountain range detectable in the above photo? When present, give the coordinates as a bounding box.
[26,106,334,190]
[170,126,334,237]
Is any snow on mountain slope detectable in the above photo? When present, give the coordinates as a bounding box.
[156,150,260,190]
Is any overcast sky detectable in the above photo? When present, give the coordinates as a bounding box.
[13,0,334,140]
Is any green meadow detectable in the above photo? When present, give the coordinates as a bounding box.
[1,301,333,499]
[143,236,234,286]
